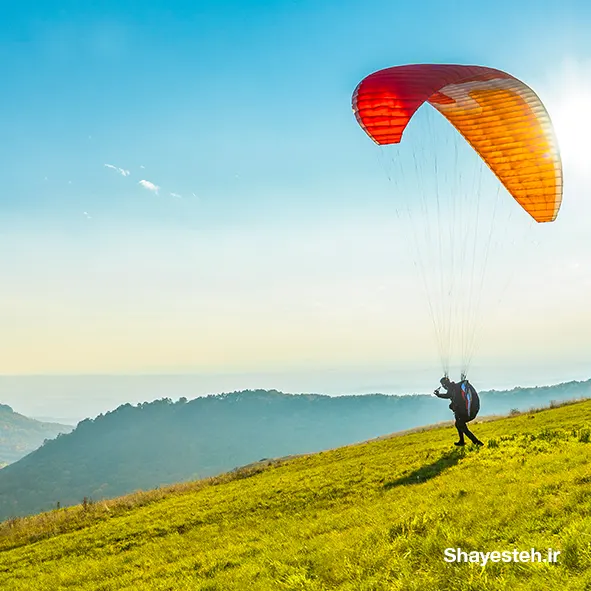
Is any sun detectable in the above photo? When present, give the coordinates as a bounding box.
[547,66,591,175]
[552,95,591,172]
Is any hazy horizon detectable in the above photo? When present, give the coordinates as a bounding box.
[2,362,589,424]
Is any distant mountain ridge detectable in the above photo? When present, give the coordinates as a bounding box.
[0,403,72,467]
[0,378,589,520]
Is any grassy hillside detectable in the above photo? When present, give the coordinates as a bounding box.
[0,403,72,466]
[2,399,591,590]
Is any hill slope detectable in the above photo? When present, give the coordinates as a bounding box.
[0,403,72,467]
[2,399,591,590]
[1,382,589,521]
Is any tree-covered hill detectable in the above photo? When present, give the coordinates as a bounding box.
[0,403,72,467]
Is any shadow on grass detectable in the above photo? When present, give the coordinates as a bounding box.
[384,448,465,489]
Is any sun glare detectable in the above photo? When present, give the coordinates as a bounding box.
[547,64,591,174]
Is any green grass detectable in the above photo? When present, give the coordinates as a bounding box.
[2,399,591,590]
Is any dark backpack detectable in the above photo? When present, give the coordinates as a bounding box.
[458,380,480,420]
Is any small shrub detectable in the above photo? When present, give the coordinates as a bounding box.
[538,429,561,442]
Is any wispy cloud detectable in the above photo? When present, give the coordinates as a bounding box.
[104,163,182,201]
[104,163,130,177]
[139,180,160,194]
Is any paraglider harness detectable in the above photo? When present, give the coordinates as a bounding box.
[452,379,479,421]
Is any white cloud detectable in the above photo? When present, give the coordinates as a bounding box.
[104,163,130,177]
[139,180,159,194]
[170,192,182,199]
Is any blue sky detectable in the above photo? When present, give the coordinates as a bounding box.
[1,1,590,415]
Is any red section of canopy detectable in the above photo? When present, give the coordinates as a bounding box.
[352,64,513,145]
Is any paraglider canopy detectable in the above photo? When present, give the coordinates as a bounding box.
[352,64,563,223]
[351,63,563,377]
